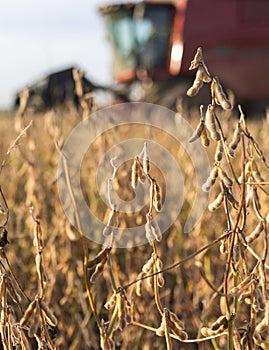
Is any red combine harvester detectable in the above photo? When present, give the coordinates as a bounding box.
[15,0,269,113]
[99,0,269,111]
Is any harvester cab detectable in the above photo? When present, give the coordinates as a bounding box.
[100,0,269,112]
[98,0,220,109]
[99,0,185,83]
[99,0,191,108]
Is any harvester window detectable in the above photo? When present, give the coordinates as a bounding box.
[104,4,174,80]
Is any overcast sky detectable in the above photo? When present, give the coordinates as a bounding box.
[0,0,123,109]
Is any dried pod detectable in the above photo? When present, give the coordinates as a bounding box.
[155,257,163,271]
[104,293,117,310]
[246,184,253,207]
[145,274,153,291]
[157,274,165,288]
[126,308,134,324]
[136,277,143,297]
[152,179,162,212]
[214,140,224,162]
[156,325,165,337]
[238,289,252,304]
[210,166,219,181]
[142,254,155,274]
[260,340,269,349]
[171,328,188,340]
[150,219,162,242]
[252,186,261,211]
[103,209,118,237]
[253,139,269,167]
[189,47,204,70]
[252,160,265,183]
[102,224,113,237]
[186,86,197,97]
[28,300,41,337]
[205,104,220,141]
[121,289,131,308]
[246,222,264,244]
[5,277,21,305]
[217,95,232,110]
[131,158,140,189]
[202,166,219,192]
[208,191,224,212]
[220,238,228,254]
[35,252,47,285]
[142,143,150,175]
[199,66,211,83]
[156,316,165,336]
[138,166,146,184]
[103,209,114,236]
[168,311,185,331]
[211,315,228,331]
[88,247,111,269]
[213,78,232,110]
[227,147,235,158]
[155,257,165,286]
[253,169,265,183]
[218,167,233,187]
[189,120,205,143]
[163,309,172,350]
[35,252,42,278]
[20,299,37,327]
[203,65,211,82]
[201,325,226,336]
[201,127,210,147]
[229,275,253,295]
[196,65,210,83]
[33,221,44,251]
[245,160,252,178]
[186,78,204,97]
[65,222,79,241]
[226,190,239,210]
[90,259,106,283]
[145,221,155,243]
[40,301,57,326]
[229,122,241,151]
[118,294,127,331]
[103,225,113,237]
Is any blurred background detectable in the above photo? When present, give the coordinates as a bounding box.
[2,0,269,113]
[0,0,269,113]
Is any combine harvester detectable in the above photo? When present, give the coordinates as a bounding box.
[16,0,269,113]
[99,0,269,112]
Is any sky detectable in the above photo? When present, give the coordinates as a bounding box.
[0,0,125,109]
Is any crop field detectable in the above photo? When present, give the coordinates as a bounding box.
[0,49,269,350]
